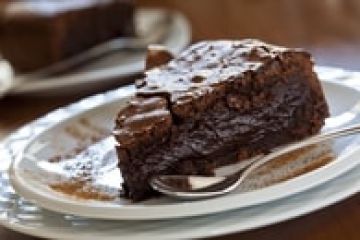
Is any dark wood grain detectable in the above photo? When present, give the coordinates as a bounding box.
[1,0,360,239]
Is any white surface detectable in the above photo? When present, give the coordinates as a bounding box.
[0,66,360,239]
[8,79,360,220]
[8,9,191,96]
[0,60,13,97]
[2,162,360,240]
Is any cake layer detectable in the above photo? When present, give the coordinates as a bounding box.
[0,0,134,72]
[114,40,329,201]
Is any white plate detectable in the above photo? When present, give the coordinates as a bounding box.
[8,9,191,96]
[7,67,360,220]
[1,66,360,239]
[1,162,360,240]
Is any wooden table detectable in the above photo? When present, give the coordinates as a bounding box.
[1,0,360,239]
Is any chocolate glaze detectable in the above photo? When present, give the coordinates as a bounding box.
[115,97,172,149]
[145,45,174,70]
[114,39,329,201]
[138,40,287,102]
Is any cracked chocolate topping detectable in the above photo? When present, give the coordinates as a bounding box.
[137,40,291,103]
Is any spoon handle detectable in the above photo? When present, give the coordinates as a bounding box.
[231,123,360,193]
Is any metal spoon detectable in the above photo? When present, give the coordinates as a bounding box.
[150,123,360,200]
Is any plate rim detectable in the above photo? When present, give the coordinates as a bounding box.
[2,170,360,240]
[8,80,360,220]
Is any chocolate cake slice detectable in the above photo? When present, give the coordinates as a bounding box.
[114,39,329,201]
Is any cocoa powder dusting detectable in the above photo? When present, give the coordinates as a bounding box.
[51,180,116,201]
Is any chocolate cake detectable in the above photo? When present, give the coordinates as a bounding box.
[0,0,134,72]
[114,39,329,201]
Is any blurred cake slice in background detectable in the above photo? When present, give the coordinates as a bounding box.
[0,0,135,72]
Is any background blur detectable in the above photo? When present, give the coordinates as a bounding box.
[139,0,360,70]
